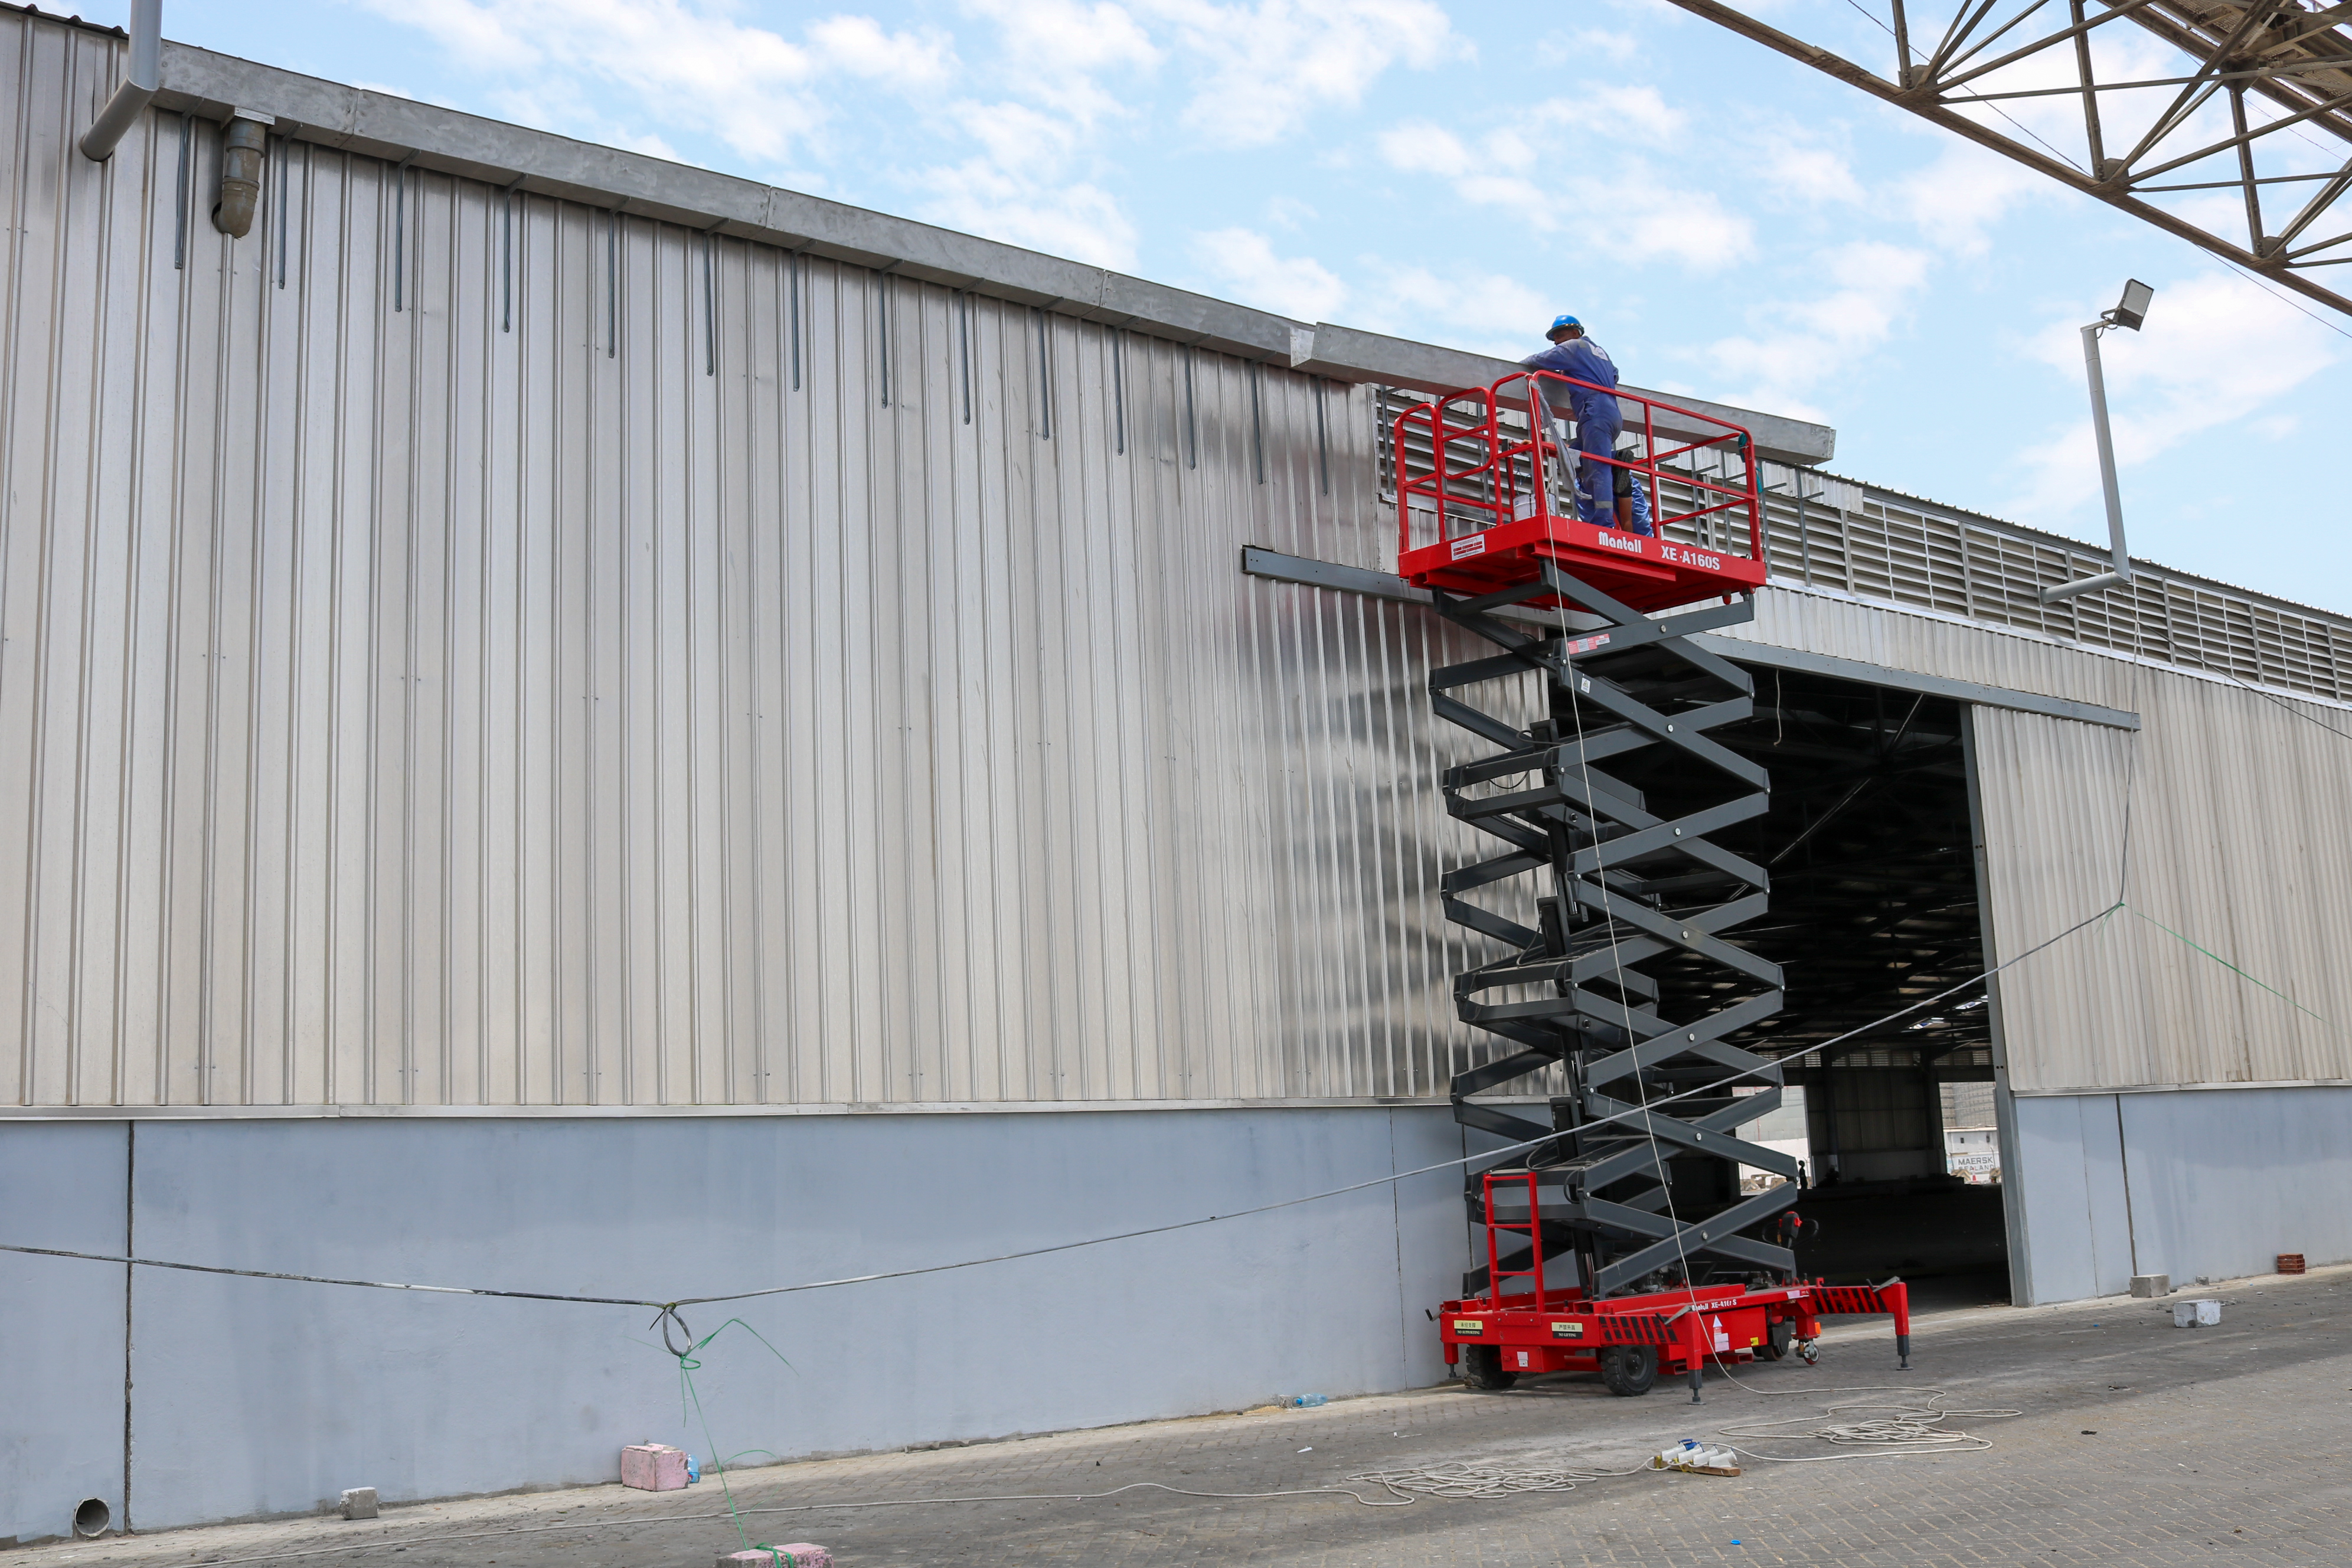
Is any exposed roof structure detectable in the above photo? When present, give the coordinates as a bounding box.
[1670,0,2352,315]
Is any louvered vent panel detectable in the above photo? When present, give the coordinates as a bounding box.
[1372,391,2352,703]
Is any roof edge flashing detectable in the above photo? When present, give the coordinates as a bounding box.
[145,31,1834,453]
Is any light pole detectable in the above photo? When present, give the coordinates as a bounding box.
[2041,279,2154,605]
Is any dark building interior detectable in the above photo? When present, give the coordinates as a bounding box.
[1631,667,2011,1301]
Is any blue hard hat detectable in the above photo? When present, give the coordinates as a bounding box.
[1550,314,1581,332]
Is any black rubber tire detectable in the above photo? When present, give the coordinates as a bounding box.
[1759,1319,1795,1362]
[1458,1344,1519,1391]
[1599,1343,1658,1397]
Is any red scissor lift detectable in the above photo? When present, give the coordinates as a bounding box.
[1393,374,1912,1399]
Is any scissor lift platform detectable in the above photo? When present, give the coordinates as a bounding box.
[1394,371,1769,614]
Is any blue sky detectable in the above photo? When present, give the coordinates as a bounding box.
[122,1,2351,615]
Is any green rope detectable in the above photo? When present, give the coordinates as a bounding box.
[649,1309,796,1552]
[2128,905,2335,1027]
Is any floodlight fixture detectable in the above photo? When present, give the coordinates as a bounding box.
[2107,279,2154,333]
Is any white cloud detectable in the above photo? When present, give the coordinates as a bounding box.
[1746,126,1863,206]
[1376,117,1749,266]
[905,3,1167,272]
[1894,138,2050,254]
[2007,270,2341,523]
[808,15,959,90]
[1534,86,1684,142]
[365,1,955,164]
[921,96,1139,267]
[959,0,1159,121]
[956,100,1083,169]
[1538,28,1639,64]
[611,129,686,162]
[926,161,1140,267]
[1360,264,1550,357]
[1616,187,1752,269]
[1700,240,1935,416]
[965,0,1159,73]
[1188,227,1350,319]
[1142,0,1465,148]
[1265,194,1318,230]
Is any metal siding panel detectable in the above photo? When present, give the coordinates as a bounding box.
[1968,667,2352,1096]
[12,12,2342,1115]
[1970,706,2147,1092]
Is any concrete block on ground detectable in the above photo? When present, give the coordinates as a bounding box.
[2129,1273,2170,1297]
[338,1489,378,1520]
[719,1547,831,1568]
[2173,1299,2222,1327]
[620,1445,690,1491]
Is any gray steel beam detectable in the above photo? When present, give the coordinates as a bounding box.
[1240,547,2143,730]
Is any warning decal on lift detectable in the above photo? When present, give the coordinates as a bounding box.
[1449,533,1488,561]
[1454,1319,1484,1334]
[1711,1315,1730,1353]
[1550,1321,1583,1338]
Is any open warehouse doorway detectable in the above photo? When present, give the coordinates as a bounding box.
[1623,666,2013,1308]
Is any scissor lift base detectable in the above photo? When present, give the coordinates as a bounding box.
[1438,1279,1912,1390]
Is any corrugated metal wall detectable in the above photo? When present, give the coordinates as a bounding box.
[0,14,1523,1109]
[6,12,2348,1112]
[1972,685,2352,1095]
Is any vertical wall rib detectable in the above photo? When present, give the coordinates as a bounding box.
[0,15,1495,1109]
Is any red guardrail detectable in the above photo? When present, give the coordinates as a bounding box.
[1393,371,1762,564]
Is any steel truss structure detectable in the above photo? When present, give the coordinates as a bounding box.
[1670,0,2352,315]
[1430,561,1805,1299]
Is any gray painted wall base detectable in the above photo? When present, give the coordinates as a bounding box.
[1,1124,128,1547]
[2009,1085,2352,1303]
[1,1108,1469,1536]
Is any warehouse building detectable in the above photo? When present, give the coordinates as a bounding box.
[5,5,2350,1541]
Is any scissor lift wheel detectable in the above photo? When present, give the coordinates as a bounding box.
[1599,1344,1658,1397]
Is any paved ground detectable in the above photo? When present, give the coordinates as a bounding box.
[19,1268,2351,1567]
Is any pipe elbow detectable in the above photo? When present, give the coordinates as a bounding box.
[79,0,162,162]
[211,117,267,239]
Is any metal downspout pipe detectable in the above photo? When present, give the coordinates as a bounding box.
[80,0,161,162]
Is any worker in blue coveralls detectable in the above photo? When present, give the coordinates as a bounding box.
[1522,315,1652,536]
[1612,435,1655,536]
